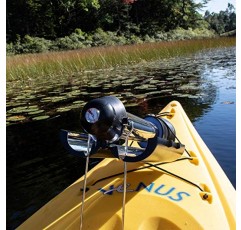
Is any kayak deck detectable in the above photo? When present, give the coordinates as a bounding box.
[17,101,235,230]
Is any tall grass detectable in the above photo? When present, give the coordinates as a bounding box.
[7,37,235,84]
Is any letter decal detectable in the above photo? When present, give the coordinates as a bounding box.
[99,184,134,195]
[136,182,154,192]
[155,185,176,196]
[116,184,135,193]
[168,191,191,201]
[99,182,191,202]
[99,185,115,195]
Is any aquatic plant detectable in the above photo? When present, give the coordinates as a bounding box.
[6,40,235,126]
[7,37,235,87]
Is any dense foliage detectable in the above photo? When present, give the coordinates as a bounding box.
[204,3,236,35]
[6,0,235,55]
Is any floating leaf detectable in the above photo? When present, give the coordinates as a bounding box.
[134,85,149,90]
[80,92,89,96]
[6,101,27,108]
[71,91,81,96]
[149,80,160,84]
[14,95,28,100]
[135,94,147,99]
[146,91,162,97]
[7,115,26,122]
[32,115,50,121]
[28,105,39,109]
[125,103,139,107]
[56,107,71,113]
[177,94,192,98]
[7,106,28,114]
[160,89,173,94]
[179,85,199,91]
[73,100,85,104]
[121,83,133,87]
[171,80,182,84]
[123,92,134,98]
[89,92,101,96]
[71,86,80,90]
[40,97,53,103]
[28,110,45,115]
[51,96,66,103]
[26,95,37,100]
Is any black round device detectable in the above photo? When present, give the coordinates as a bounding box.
[144,115,176,141]
[80,96,128,142]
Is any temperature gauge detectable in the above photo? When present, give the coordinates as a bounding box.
[85,108,100,123]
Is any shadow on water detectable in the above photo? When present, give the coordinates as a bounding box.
[6,47,235,229]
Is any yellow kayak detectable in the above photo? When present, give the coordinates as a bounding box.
[17,99,235,230]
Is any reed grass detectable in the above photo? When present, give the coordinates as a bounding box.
[6,37,235,84]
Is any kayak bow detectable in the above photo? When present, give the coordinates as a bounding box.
[17,97,235,230]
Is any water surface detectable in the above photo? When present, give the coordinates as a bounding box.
[6,46,236,229]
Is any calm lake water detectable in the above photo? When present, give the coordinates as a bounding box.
[6,46,236,229]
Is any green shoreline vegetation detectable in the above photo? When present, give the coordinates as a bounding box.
[7,0,236,87]
[6,0,236,133]
[6,37,235,125]
[7,37,235,87]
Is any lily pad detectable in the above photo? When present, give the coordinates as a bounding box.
[179,84,199,91]
[187,95,200,99]
[71,86,80,90]
[41,96,66,103]
[14,95,28,100]
[22,107,40,113]
[146,91,162,97]
[125,103,139,107]
[134,85,149,90]
[122,92,134,98]
[51,96,67,103]
[166,77,174,81]
[134,94,147,99]
[28,105,39,109]
[73,100,85,104]
[32,115,50,121]
[56,107,71,113]
[121,83,133,87]
[79,92,89,96]
[177,94,192,98]
[40,97,53,103]
[149,80,160,84]
[26,95,37,100]
[69,90,81,96]
[28,110,45,115]
[6,101,27,108]
[7,115,26,122]
[7,106,28,114]
[160,89,173,94]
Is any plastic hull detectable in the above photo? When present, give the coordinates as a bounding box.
[17,101,236,230]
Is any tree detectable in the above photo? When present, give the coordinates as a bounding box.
[204,3,236,34]
[6,0,101,41]
[130,0,208,35]
[7,0,214,43]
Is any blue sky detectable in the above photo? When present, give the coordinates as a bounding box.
[198,0,236,14]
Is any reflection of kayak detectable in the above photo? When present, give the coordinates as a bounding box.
[17,100,235,230]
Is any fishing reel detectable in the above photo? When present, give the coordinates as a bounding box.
[60,96,185,162]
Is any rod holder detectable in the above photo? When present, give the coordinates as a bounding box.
[60,96,185,162]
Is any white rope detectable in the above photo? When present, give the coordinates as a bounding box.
[80,134,91,230]
[122,122,133,230]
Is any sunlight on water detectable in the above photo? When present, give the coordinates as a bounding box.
[6,46,236,229]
